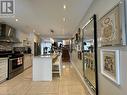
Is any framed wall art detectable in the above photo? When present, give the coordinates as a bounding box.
[99,1,126,46]
[100,49,120,85]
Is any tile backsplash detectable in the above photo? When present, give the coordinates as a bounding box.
[0,43,12,51]
[13,47,25,52]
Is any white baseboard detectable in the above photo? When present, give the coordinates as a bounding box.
[71,61,94,95]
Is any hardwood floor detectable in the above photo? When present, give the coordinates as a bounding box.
[0,63,90,95]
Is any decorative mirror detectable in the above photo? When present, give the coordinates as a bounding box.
[82,15,98,95]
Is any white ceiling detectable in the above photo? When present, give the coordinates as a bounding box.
[0,0,93,39]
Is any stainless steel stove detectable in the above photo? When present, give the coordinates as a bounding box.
[0,51,24,79]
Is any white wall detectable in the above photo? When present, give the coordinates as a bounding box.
[71,51,83,75]
[71,0,127,95]
[14,30,30,47]
[30,33,41,55]
[14,30,41,55]
[98,47,127,95]
[79,0,120,27]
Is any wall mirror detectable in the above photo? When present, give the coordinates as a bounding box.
[82,15,98,95]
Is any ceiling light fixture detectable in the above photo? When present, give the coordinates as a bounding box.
[16,19,18,22]
[63,4,66,10]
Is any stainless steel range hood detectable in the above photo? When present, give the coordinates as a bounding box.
[0,24,20,43]
[0,37,20,43]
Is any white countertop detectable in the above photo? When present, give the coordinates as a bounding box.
[33,55,51,58]
[0,57,8,60]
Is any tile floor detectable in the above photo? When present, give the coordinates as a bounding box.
[0,63,90,95]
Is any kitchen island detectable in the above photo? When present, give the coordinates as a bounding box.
[33,55,52,81]
[32,54,62,81]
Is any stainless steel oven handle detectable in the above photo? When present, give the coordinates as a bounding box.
[9,57,23,61]
[9,58,18,60]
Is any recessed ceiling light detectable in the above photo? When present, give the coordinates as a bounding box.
[16,19,18,21]
[63,4,66,10]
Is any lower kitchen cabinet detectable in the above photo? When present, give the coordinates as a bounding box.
[0,58,8,82]
[24,54,33,70]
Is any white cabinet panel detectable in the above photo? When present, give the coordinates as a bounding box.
[0,74,7,82]
[24,54,33,70]
[0,58,8,82]
[33,56,52,81]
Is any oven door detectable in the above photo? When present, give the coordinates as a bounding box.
[9,57,23,73]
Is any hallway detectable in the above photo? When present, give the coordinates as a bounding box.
[0,63,89,95]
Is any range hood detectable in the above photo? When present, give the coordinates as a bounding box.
[0,24,20,43]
